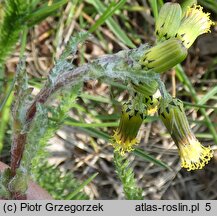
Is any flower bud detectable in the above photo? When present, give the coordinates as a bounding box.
[143,90,161,116]
[155,3,182,41]
[131,81,161,115]
[158,98,213,171]
[131,80,159,97]
[140,38,187,73]
[112,102,146,155]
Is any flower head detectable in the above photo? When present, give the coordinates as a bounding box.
[143,90,161,116]
[131,80,159,98]
[178,137,213,171]
[140,38,187,73]
[112,102,146,155]
[155,3,182,41]
[158,98,213,171]
[131,80,161,115]
[177,5,215,48]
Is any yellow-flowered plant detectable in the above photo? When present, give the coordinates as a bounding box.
[140,3,214,73]
[155,3,182,41]
[112,1,214,171]
[140,38,187,73]
[113,101,146,155]
[177,5,214,48]
[158,98,213,171]
[144,90,161,116]
[131,80,161,115]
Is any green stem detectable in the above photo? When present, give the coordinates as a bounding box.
[113,151,143,200]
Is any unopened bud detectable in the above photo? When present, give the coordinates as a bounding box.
[140,38,187,73]
[155,3,182,41]
[132,80,158,97]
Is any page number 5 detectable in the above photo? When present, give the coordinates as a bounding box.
[205,203,211,211]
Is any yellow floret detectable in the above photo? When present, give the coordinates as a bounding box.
[179,138,213,171]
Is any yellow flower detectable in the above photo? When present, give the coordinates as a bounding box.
[144,90,161,116]
[159,98,213,171]
[178,5,215,48]
[131,80,161,115]
[178,136,213,171]
[112,102,146,155]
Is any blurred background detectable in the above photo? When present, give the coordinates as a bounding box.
[1,0,217,199]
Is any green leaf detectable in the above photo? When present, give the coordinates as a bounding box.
[114,152,143,200]
[0,168,12,199]
[0,86,13,152]
[197,86,217,105]
[69,120,111,141]
[89,0,126,33]
[86,0,135,48]
[134,148,172,171]
[148,0,158,20]
[24,0,68,26]
[65,173,98,200]
[33,161,89,200]
[199,0,217,14]
[65,118,119,128]
[80,92,111,103]
[183,101,217,110]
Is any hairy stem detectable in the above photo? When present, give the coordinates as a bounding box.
[9,45,149,199]
[10,65,90,178]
